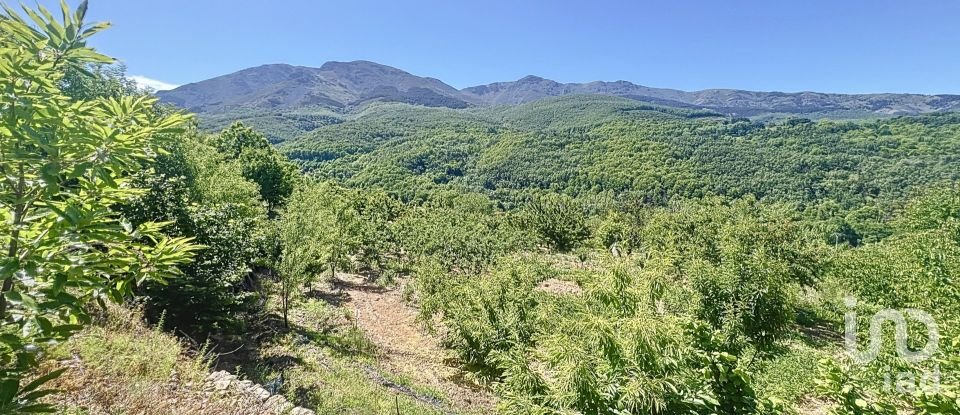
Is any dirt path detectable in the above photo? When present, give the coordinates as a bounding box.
[332,273,496,413]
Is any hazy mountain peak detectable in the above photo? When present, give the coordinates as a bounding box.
[517,75,547,82]
[157,60,473,112]
[319,60,405,74]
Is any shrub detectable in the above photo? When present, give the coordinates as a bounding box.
[517,193,590,252]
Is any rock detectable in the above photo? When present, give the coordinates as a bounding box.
[213,379,232,391]
[264,394,285,406]
[265,395,293,413]
[206,370,229,382]
[250,386,271,401]
[203,369,314,414]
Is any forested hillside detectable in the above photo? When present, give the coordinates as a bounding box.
[283,96,959,243]
[2,3,959,415]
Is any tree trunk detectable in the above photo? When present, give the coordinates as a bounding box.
[281,273,289,329]
[0,163,26,319]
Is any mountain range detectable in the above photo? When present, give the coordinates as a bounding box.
[157,60,960,117]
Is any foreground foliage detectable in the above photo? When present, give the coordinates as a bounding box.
[0,2,198,411]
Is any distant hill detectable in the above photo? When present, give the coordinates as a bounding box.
[463,75,960,117]
[157,60,960,119]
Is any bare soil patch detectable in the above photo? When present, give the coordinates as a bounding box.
[536,278,583,295]
[329,273,496,412]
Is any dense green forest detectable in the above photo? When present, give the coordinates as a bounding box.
[283,98,958,221]
[1,3,959,414]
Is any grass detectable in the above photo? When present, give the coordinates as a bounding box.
[379,370,449,405]
[39,300,454,414]
[753,339,833,407]
[69,309,208,383]
[235,295,459,414]
[283,347,447,414]
[247,320,449,414]
[40,305,269,414]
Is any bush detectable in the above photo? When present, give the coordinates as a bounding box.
[517,193,590,251]
[396,196,528,275]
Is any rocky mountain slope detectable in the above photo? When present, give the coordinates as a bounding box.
[156,61,475,113]
[463,75,960,116]
[158,61,960,117]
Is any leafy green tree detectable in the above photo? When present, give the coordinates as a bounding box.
[396,196,526,275]
[60,63,140,101]
[351,190,405,272]
[121,133,268,334]
[239,147,299,210]
[593,209,644,255]
[0,2,198,410]
[645,199,825,352]
[321,186,363,280]
[217,122,299,210]
[688,322,785,415]
[277,182,361,326]
[276,196,322,328]
[896,185,960,233]
[218,121,272,157]
[817,188,960,415]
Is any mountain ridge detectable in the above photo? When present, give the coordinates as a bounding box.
[157,60,960,117]
[156,61,477,113]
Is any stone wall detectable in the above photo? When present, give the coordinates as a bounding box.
[205,370,315,415]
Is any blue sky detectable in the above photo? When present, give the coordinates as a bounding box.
[37,0,960,93]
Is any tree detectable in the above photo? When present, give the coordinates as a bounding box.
[239,147,299,211]
[217,121,272,157]
[276,208,319,328]
[642,199,825,352]
[277,182,361,327]
[395,194,526,276]
[0,2,198,411]
[351,190,405,272]
[217,123,298,210]
[60,63,140,101]
[121,132,269,334]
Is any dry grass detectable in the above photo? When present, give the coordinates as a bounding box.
[40,305,274,415]
[36,282,493,414]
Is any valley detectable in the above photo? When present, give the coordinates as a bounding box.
[1,2,959,414]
